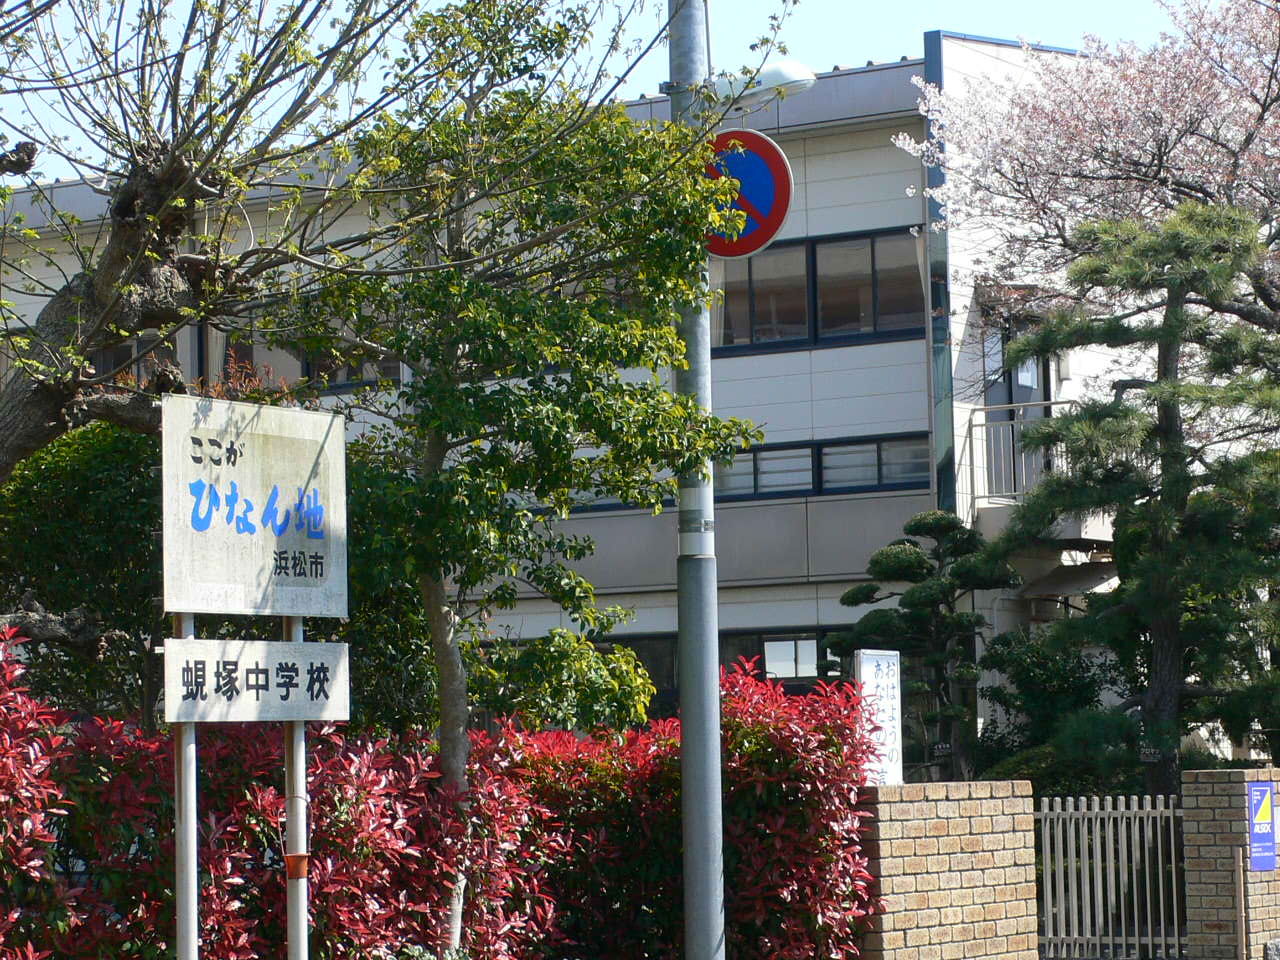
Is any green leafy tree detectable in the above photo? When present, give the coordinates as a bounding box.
[271,6,760,939]
[339,450,657,733]
[996,201,1280,794]
[468,629,655,731]
[0,422,162,722]
[828,510,1018,780]
[977,627,1118,762]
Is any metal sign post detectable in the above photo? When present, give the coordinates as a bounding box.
[161,396,348,960]
[173,612,197,959]
[283,616,308,960]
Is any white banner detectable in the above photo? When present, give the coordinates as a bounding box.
[164,638,349,723]
[854,648,903,786]
[162,395,348,617]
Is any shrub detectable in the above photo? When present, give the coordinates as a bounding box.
[1,644,881,958]
[0,628,73,960]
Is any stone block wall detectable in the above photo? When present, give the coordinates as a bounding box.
[858,780,1037,960]
[1184,767,1280,960]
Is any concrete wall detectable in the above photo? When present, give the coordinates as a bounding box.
[859,779,1038,960]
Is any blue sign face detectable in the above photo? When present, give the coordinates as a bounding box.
[706,130,793,259]
[1250,782,1276,871]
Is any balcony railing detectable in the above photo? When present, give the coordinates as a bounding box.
[968,400,1075,505]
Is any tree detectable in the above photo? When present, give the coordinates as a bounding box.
[0,422,163,723]
[897,0,1280,793]
[897,0,1280,319]
[992,202,1280,794]
[827,510,1018,780]
[0,0,733,483]
[272,1,758,940]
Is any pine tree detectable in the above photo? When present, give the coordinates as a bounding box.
[829,510,1018,780]
[997,201,1280,795]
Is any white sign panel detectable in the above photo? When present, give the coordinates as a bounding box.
[164,638,349,723]
[162,395,348,617]
[854,648,904,786]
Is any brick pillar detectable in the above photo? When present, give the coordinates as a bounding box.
[858,780,1037,960]
[1183,768,1280,960]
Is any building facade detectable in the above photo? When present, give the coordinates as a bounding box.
[487,32,1117,765]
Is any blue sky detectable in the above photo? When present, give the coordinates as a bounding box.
[610,0,1180,99]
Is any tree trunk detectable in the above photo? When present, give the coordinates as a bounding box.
[421,559,469,954]
[0,162,200,484]
[1143,289,1189,797]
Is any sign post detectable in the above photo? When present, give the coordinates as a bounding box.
[162,395,348,960]
[853,649,904,786]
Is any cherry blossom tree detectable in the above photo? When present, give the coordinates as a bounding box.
[898,0,1280,323]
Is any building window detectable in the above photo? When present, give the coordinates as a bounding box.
[714,433,930,500]
[711,229,927,351]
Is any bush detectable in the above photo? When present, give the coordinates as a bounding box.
[0,644,882,959]
[0,628,73,959]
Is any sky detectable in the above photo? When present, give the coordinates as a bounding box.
[610,0,1181,100]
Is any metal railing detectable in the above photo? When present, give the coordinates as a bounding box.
[1037,795,1186,959]
[968,400,1074,504]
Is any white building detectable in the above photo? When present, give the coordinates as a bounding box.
[487,32,1118,740]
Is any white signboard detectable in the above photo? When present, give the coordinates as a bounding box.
[164,638,349,723]
[854,648,904,786]
[162,395,348,617]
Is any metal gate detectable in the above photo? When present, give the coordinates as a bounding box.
[1037,795,1186,959]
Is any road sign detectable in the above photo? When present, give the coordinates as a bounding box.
[854,648,904,786]
[1251,782,1276,870]
[164,638,349,723]
[162,395,348,618]
[706,129,794,259]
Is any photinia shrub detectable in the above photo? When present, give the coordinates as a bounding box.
[0,646,881,958]
[0,629,72,960]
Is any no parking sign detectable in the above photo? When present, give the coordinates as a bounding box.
[706,129,793,259]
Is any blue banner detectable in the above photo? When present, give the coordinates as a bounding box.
[1250,782,1276,871]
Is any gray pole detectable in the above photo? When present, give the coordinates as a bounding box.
[667,3,726,959]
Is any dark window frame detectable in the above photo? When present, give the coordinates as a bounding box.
[713,227,928,356]
[714,431,932,503]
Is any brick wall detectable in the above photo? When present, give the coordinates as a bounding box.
[1183,767,1280,960]
[858,780,1037,960]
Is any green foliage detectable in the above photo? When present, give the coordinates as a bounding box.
[978,628,1119,756]
[467,629,655,730]
[865,542,934,584]
[0,424,162,718]
[981,711,1143,798]
[831,511,1018,779]
[994,202,1280,789]
[267,0,759,746]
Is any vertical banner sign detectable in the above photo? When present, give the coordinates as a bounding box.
[854,649,904,786]
[1251,782,1276,871]
[162,395,348,617]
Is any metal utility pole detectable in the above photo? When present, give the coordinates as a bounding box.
[666,3,726,959]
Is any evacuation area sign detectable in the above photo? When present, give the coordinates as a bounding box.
[162,395,348,618]
[1250,782,1276,870]
[706,129,794,259]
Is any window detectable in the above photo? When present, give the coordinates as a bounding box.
[711,229,927,350]
[763,633,819,679]
[714,433,931,500]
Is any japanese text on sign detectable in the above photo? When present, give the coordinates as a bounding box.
[164,638,349,723]
[854,649,904,787]
[162,395,348,617]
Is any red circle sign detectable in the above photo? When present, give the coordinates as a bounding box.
[706,129,794,259]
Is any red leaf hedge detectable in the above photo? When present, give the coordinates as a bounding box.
[0,639,882,959]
